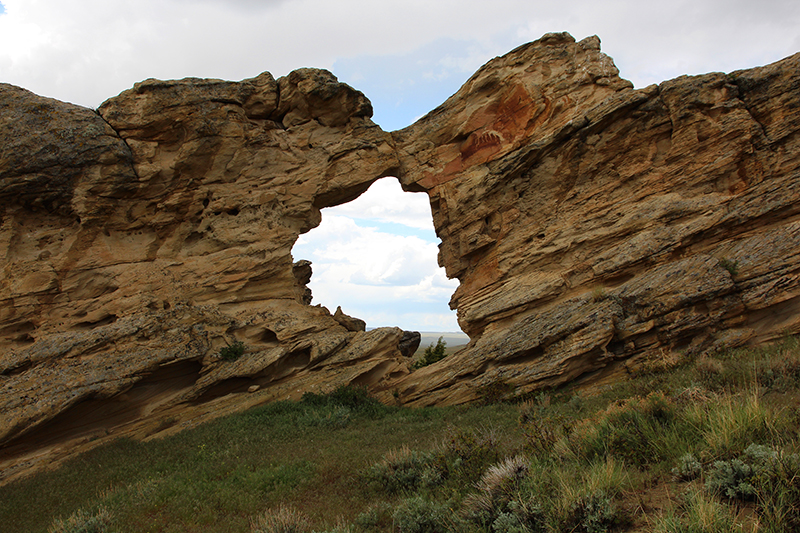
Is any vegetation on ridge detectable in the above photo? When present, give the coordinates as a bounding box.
[412,336,448,369]
[3,337,800,532]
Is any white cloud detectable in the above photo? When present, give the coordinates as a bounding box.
[322,178,433,230]
[293,180,460,332]
[2,0,797,114]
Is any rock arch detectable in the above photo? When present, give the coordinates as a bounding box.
[292,176,459,334]
[0,68,414,481]
[3,32,800,482]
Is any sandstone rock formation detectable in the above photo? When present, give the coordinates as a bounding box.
[0,69,412,482]
[2,31,799,482]
[392,33,800,405]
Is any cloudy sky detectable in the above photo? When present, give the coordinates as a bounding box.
[1,0,798,332]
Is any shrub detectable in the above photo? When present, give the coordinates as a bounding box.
[413,337,447,369]
[48,507,113,533]
[436,425,503,483]
[300,385,389,417]
[250,505,311,533]
[571,393,679,466]
[365,446,442,493]
[563,491,618,533]
[392,496,452,533]
[463,455,530,525]
[672,453,703,481]
[654,488,744,533]
[219,340,245,361]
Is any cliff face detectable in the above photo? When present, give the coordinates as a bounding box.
[2,32,799,481]
[393,33,800,404]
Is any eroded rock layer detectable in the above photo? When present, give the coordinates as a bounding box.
[2,31,800,481]
[393,33,800,404]
[0,69,411,482]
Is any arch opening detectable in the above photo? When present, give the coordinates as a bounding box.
[292,177,466,343]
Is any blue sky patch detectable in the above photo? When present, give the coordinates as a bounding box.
[332,36,513,131]
[357,220,438,243]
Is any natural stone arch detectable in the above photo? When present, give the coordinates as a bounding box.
[0,69,418,482]
[3,32,800,483]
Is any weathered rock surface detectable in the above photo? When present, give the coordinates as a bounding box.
[2,31,800,482]
[0,70,408,483]
[393,33,800,404]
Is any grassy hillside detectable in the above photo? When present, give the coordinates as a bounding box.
[3,338,800,532]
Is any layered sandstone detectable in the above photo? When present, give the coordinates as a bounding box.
[393,33,800,404]
[2,32,800,481]
[0,69,412,482]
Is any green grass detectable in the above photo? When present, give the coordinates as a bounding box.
[3,338,800,532]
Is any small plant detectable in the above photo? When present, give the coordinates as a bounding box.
[718,258,739,277]
[654,488,745,533]
[392,496,452,533]
[520,413,564,456]
[753,449,800,531]
[571,393,678,466]
[757,354,800,391]
[464,455,530,526]
[437,425,503,483]
[491,501,545,533]
[672,453,703,481]
[480,455,530,495]
[219,339,245,361]
[705,444,790,502]
[706,458,757,500]
[354,502,394,531]
[591,286,608,302]
[314,525,355,533]
[250,504,311,533]
[365,446,442,493]
[300,384,389,418]
[491,510,531,533]
[563,491,618,533]
[412,337,447,369]
[298,405,352,429]
[48,507,113,533]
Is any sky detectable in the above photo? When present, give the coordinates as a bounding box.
[1,0,798,332]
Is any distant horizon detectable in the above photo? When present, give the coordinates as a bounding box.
[365,327,468,335]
